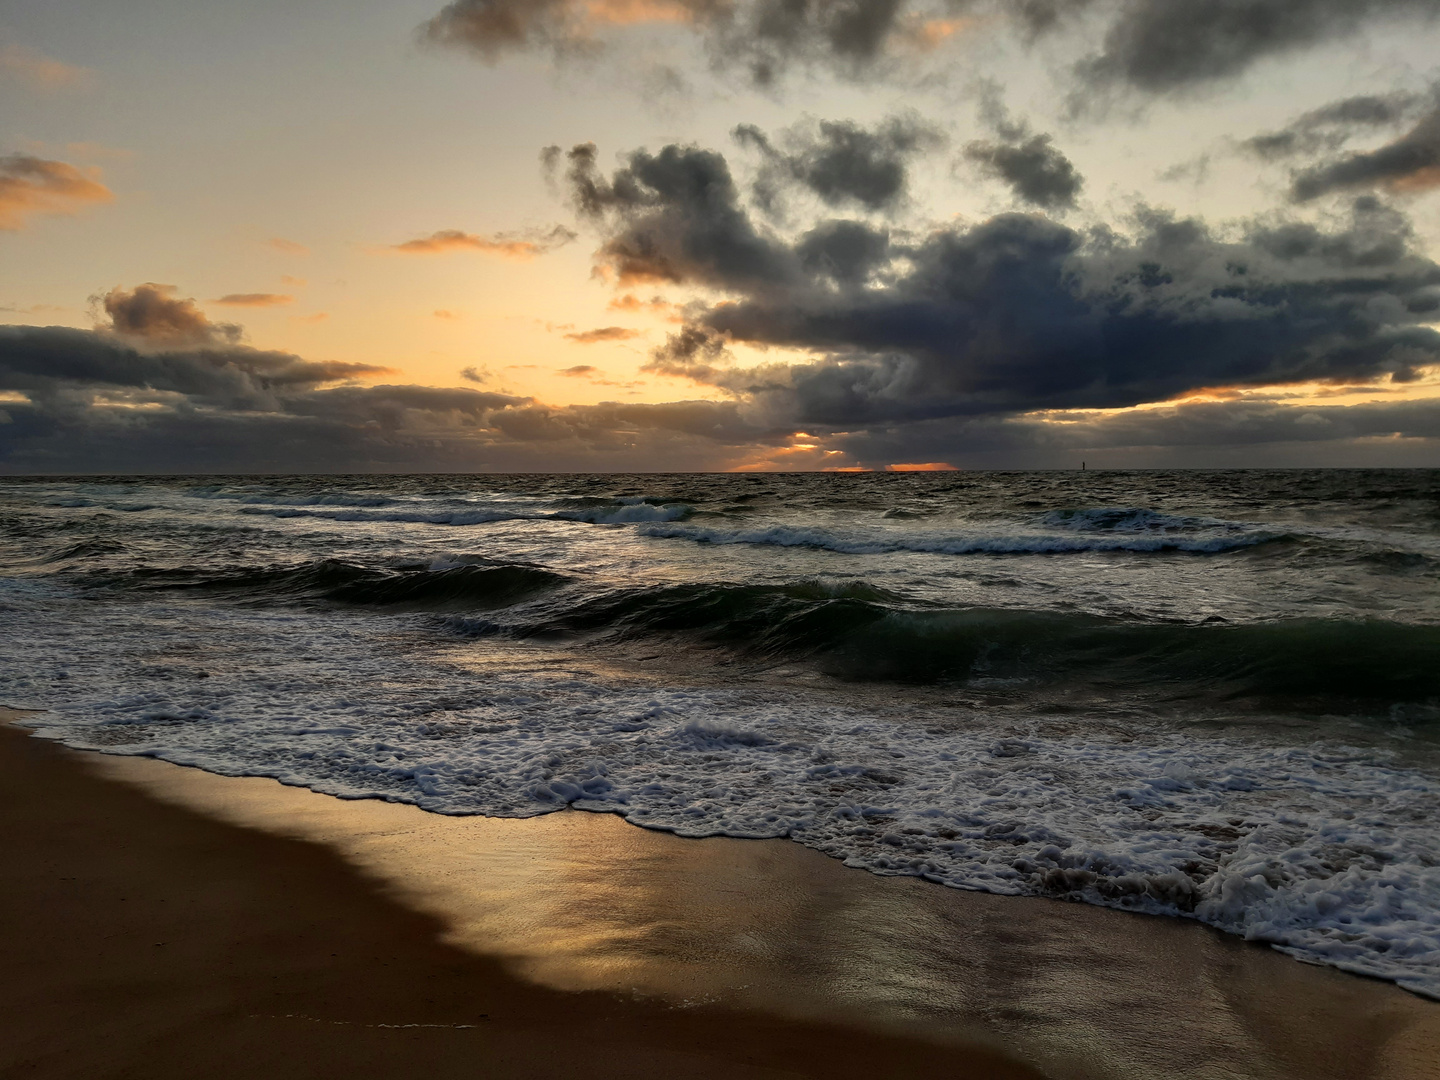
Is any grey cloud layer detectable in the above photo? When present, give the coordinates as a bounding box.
[566,138,1440,430]
[963,132,1083,209]
[0,325,393,412]
[828,396,1440,467]
[1291,105,1440,201]
[0,321,781,472]
[1242,91,1427,161]
[734,114,944,214]
[423,0,930,84]
[5,316,1437,471]
[422,0,1439,93]
[1074,0,1437,95]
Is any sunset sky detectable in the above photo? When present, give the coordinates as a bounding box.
[3,0,1440,471]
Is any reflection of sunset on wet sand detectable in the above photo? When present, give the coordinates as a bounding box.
[86,746,1440,1080]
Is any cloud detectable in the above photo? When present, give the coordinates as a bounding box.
[422,0,979,85]
[569,137,1440,438]
[713,202,1440,422]
[267,237,310,256]
[560,364,599,375]
[963,133,1083,210]
[886,461,957,470]
[421,0,1440,96]
[0,154,113,230]
[608,292,680,318]
[564,326,642,342]
[460,365,490,383]
[388,225,577,257]
[97,284,244,346]
[794,219,893,285]
[0,324,392,413]
[961,86,1082,210]
[3,317,1438,472]
[212,293,295,307]
[1156,154,1211,185]
[564,141,797,288]
[1290,106,1440,201]
[820,394,1440,468]
[0,44,92,92]
[1241,91,1427,161]
[0,317,779,471]
[6,321,1438,471]
[1074,0,1439,97]
[734,113,944,214]
[421,0,609,61]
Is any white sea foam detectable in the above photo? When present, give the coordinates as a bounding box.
[4,590,1436,1000]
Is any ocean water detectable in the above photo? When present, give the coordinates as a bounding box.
[2,470,1439,997]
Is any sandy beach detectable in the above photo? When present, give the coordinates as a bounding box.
[4,708,1438,1080]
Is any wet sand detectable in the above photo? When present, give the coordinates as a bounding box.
[5,710,1438,1080]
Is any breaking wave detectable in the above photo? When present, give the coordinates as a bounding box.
[100,558,568,611]
[451,581,1440,707]
[637,521,1281,555]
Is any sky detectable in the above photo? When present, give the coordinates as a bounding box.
[2,0,1440,472]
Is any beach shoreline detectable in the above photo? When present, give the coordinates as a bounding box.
[0,710,1044,1080]
[6,708,1440,1079]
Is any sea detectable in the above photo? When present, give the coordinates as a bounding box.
[2,470,1438,998]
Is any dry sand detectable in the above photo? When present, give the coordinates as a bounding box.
[4,709,1438,1079]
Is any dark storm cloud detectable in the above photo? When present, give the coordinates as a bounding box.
[1290,106,1440,201]
[0,325,390,410]
[734,114,943,214]
[0,319,785,472]
[4,316,1438,471]
[824,395,1440,467]
[963,133,1083,210]
[568,138,1440,430]
[1241,91,1427,161]
[962,87,1082,210]
[1071,396,1440,448]
[280,383,524,425]
[563,141,798,288]
[1075,0,1439,96]
[795,218,893,283]
[705,200,1440,422]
